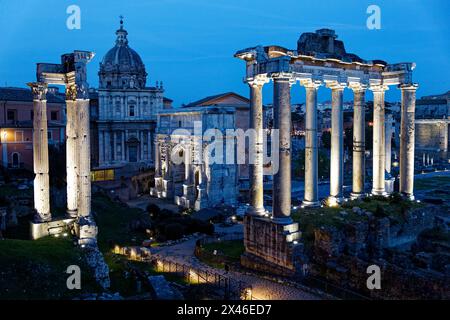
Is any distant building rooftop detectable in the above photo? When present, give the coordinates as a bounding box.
[0,86,65,104]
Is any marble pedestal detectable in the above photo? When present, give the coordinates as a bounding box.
[30,216,75,240]
[241,215,306,276]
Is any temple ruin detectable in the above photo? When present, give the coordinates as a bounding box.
[29,51,97,246]
[235,29,418,275]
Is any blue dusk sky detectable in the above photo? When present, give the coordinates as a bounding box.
[0,0,448,106]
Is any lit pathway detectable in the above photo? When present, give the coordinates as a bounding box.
[150,226,322,300]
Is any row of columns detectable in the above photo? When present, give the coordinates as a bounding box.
[247,76,418,221]
[28,82,93,222]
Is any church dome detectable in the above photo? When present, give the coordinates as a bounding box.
[99,18,147,89]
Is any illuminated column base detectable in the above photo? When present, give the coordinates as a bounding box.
[302,200,321,208]
[350,192,365,200]
[326,195,343,207]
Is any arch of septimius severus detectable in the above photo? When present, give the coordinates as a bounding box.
[235,29,418,274]
[28,51,98,246]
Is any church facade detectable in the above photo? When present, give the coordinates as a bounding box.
[92,19,172,176]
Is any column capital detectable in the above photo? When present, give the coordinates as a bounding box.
[399,83,419,91]
[348,82,368,93]
[326,81,346,91]
[27,82,48,100]
[65,83,77,101]
[247,75,269,88]
[369,84,389,92]
[271,73,296,86]
[300,79,322,89]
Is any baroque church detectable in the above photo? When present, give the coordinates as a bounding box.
[91,19,172,177]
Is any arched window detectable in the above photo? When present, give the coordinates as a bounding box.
[12,152,20,168]
[129,105,135,117]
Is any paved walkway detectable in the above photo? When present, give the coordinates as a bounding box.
[151,226,322,300]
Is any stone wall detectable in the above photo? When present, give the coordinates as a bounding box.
[241,215,306,276]
[309,205,449,299]
[415,122,449,151]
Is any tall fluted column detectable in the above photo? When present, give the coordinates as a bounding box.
[154,138,161,177]
[28,82,51,222]
[248,77,267,216]
[371,85,388,196]
[399,84,418,200]
[184,142,192,184]
[302,81,321,207]
[385,114,393,175]
[272,75,292,222]
[65,85,79,217]
[350,84,366,199]
[327,83,345,205]
[77,98,91,217]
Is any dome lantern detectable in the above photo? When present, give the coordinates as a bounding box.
[99,16,147,90]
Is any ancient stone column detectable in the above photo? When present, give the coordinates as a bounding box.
[154,138,161,177]
[28,82,51,222]
[77,98,91,217]
[302,81,321,207]
[350,84,366,199]
[247,77,267,216]
[184,142,192,184]
[399,84,418,200]
[327,83,345,205]
[272,75,292,222]
[371,85,388,196]
[65,84,78,217]
[385,115,393,175]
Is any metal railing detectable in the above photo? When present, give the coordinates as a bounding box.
[113,244,252,300]
[151,255,252,300]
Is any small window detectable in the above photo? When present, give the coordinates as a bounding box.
[30,110,34,120]
[178,120,182,128]
[107,81,112,87]
[47,131,53,141]
[7,110,16,121]
[129,105,135,117]
[51,111,58,121]
[14,131,23,142]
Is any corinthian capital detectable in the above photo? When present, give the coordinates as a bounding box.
[369,84,389,93]
[27,82,48,100]
[300,79,322,89]
[326,81,346,91]
[348,82,368,93]
[247,75,269,88]
[65,83,77,100]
